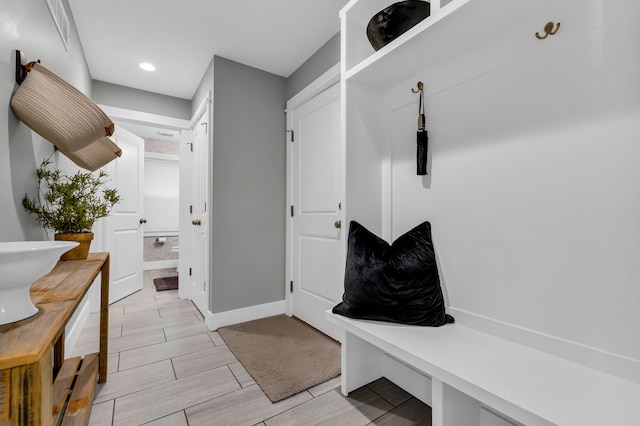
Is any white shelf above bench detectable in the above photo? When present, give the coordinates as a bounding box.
[341,0,566,90]
[327,310,640,426]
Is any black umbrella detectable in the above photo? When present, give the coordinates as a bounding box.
[416,84,428,175]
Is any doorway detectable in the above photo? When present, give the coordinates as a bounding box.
[180,103,211,316]
[102,126,145,303]
[97,103,207,313]
[115,121,181,272]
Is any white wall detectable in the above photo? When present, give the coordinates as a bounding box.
[144,154,179,236]
[378,1,640,382]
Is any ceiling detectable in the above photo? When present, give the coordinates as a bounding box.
[68,0,349,101]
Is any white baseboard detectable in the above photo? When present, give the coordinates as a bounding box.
[65,297,90,356]
[449,307,640,384]
[203,300,286,331]
[144,260,179,270]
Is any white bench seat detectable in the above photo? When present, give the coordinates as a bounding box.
[325,310,640,426]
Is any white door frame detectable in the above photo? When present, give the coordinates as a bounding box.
[180,98,211,313]
[98,104,192,295]
[285,63,341,317]
[99,105,192,131]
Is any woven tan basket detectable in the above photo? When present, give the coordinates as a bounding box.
[10,62,115,154]
[56,137,122,172]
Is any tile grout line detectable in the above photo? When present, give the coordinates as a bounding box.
[226,362,245,389]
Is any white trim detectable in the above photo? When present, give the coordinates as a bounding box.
[144,152,179,162]
[45,0,70,51]
[285,63,341,111]
[144,259,179,270]
[203,300,286,331]
[449,307,640,384]
[144,231,179,238]
[99,104,191,129]
[189,91,212,129]
[65,297,90,355]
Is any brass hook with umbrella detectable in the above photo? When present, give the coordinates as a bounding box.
[415,82,428,175]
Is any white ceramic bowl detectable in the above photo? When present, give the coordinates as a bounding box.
[0,241,79,325]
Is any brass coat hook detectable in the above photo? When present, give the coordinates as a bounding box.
[535,22,560,40]
[411,81,424,93]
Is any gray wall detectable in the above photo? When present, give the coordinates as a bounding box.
[192,34,340,314]
[0,0,92,241]
[285,32,340,100]
[92,80,192,120]
[210,56,286,313]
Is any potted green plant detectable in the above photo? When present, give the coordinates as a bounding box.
[22,157,121,260]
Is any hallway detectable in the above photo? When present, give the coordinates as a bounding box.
[72,269,431,425]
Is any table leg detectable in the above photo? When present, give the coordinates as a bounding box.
[10,347,53,426]
[53,330,65,379]
[98,254,110,384]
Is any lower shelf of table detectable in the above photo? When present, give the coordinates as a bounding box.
[52,353,99,426]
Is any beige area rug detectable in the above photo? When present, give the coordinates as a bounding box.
[218,314,341,402]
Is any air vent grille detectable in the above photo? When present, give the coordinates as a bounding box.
[45,0,70,51]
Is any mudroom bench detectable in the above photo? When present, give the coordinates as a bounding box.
[325,310,640,426]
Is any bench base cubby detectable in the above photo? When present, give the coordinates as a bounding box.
[327,310,640,426]
[341,331,525,426]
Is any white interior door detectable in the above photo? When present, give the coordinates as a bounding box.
[184,109,210,316]
[103,126,144,303]
[289,83,343,339]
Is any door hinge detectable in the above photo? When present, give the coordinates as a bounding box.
[287,129,294,142]
[290,281,293,293]
[189,267,192,276]
[290,205,294,217]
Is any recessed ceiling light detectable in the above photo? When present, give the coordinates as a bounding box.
[139,62,156,72]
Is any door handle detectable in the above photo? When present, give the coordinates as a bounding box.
[334,220,342,229]
[192,219,201,226]
[139,218,147,224]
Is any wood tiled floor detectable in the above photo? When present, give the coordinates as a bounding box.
[73,269,432,425]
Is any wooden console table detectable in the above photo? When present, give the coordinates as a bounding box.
[0,252,109,425]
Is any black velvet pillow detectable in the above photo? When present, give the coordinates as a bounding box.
[333,221,454,326]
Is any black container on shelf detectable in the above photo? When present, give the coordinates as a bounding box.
[366,0,431,51]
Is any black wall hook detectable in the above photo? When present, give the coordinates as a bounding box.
[15,50,40,84]
[15,50,27,84]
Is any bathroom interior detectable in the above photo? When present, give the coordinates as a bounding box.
[117,121,181,273]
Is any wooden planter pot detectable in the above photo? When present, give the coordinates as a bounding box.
[54,233,94,260]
